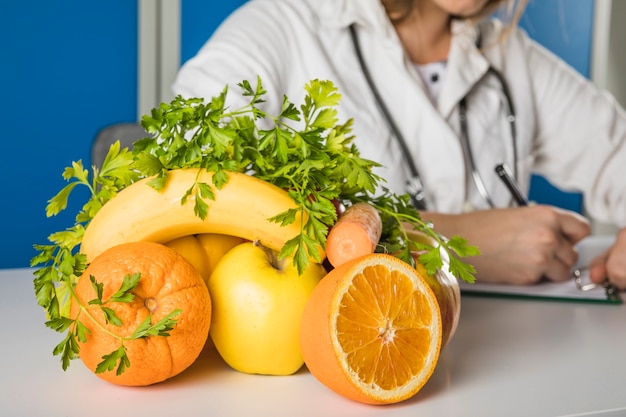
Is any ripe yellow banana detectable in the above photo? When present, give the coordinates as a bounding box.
[81,169,321,263]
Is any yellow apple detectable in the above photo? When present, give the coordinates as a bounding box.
[208,241,326,375]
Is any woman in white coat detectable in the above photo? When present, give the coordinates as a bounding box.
[173,0,626,290]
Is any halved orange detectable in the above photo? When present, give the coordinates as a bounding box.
[299,253,442,405]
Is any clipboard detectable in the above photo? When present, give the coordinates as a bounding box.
[460,235,623,304]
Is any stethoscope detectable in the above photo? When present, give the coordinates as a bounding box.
[349,23,518,210]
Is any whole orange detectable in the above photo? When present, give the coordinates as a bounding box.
[70,241,212,386]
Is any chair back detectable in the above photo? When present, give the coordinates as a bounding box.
[91,123,149,169]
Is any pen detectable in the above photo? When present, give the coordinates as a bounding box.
[495,163,529,206]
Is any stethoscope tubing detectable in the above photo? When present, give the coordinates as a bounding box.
[349,22,518,210]
[348,23,428,209]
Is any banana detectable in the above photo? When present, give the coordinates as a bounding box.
[80,169,323,263]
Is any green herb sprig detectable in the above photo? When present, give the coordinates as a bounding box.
[350,191,480,283]
[31,142,184,373]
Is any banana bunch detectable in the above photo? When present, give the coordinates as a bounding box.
[80,169,319,264]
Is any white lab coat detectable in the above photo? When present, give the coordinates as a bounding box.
[173,0,626,226]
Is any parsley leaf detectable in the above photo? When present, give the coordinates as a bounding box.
[130,309,182,339]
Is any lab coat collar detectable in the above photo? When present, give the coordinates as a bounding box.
[438,20,491,118]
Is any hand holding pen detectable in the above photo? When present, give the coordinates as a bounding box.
[494,163,619,293]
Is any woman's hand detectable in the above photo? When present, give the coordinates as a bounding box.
[423,205,591,285]
[588,227,626,290]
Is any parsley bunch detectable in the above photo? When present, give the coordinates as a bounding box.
[131,79,384,271]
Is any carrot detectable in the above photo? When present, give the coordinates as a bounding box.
[326,202,382,268]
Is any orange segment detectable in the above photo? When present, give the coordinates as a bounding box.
[300,253,442,405]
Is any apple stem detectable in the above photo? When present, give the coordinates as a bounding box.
[253,240,286,272]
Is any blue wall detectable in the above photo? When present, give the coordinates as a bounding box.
[520,0,594,77]
[0,1,138,269]
[0,0,595,268]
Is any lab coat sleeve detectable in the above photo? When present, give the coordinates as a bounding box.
[516,30,626,226]
[172,2,294,115]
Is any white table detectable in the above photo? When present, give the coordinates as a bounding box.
[1,266,625,417]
